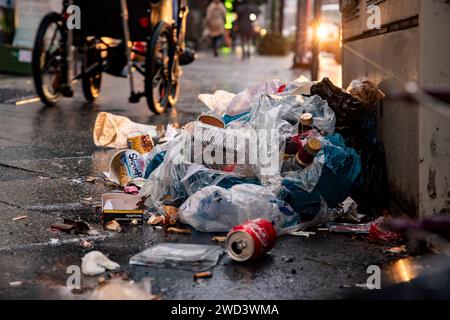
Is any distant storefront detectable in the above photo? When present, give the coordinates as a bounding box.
[0,0,61,74]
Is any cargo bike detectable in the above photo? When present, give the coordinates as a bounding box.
[32,0,194,114]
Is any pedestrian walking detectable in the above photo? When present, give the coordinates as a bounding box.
[205,0,227,57]
[235,0,255,59]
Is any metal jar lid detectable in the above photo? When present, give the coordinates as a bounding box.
[306,137,322,154]
[300,113,314,126]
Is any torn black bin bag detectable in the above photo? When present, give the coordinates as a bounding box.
[310,77,364,150]
[311,78,390,214]
[355,141,390,215]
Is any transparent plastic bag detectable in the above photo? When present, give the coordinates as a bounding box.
[225,79,282,116]
[281,149,325,193]
[278,76,315,96]
[198,90,236,115]
[279,197,331,234]
[178,184,300,233]
[281,133,362,213]
[300,95,336,135]
[129,243,224,272]
[247,94,335,139]
[140,131,260,210]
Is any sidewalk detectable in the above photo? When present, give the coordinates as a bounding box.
[0,52,399,299]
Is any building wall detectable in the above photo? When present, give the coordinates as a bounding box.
[342,0,450,216]
[417,0,450,215]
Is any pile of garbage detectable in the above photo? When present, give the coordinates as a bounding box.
[53,74,406,298]
[89,75,391,268]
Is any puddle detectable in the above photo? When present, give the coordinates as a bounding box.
[385,258,424,284]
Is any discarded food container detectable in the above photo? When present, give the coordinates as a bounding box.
[198,114,225,128]
[226,219,277,262]
[127,134,154,154]
[101,193,143,225]
[109,149,146,187]
[294,137,322,169]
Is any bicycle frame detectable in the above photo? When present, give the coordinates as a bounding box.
[59,0,187,101]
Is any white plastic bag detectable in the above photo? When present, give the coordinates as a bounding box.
[198,90,236,115]
[225,79,282,116]
[278,75,315,96]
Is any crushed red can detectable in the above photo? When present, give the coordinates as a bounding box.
[226,219,277,262]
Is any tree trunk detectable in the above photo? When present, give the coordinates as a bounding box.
[270,0,277,34]
[278,0,285,35]
[311,0,321,80]
[293,0,308,68]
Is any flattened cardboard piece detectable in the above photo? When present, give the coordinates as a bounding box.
[101,193,143,225]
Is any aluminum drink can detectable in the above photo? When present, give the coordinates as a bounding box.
[226,219,277,262]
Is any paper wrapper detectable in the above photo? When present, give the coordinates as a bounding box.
[346,79,386,107]
[93,112,159,148]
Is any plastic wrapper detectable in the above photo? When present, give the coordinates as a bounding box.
[178,184,300,233]
[129,243,224,272]
[225,79,282,116]
[300,95,336,135]
[277,76,315,96]
[328,222,371,234]
[93,112,159,148]
[329,197,363,222]
[198,90,236,115]
[281,150,325,193]
[368,217,402,242]
[278,198,331,235]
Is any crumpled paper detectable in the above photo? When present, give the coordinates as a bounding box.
[347,78,385,108]
[81,251,120,276]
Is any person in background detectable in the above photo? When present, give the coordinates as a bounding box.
[235,0,254,59]
[205,0,227,57]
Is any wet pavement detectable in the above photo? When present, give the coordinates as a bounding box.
[1,52,404,299]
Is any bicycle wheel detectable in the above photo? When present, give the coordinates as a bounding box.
[168,53,180,107]
[145,21,175,114]
[32,12,67,106]
[82,45,102,102]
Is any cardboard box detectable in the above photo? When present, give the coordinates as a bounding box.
[101,193,144,225]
